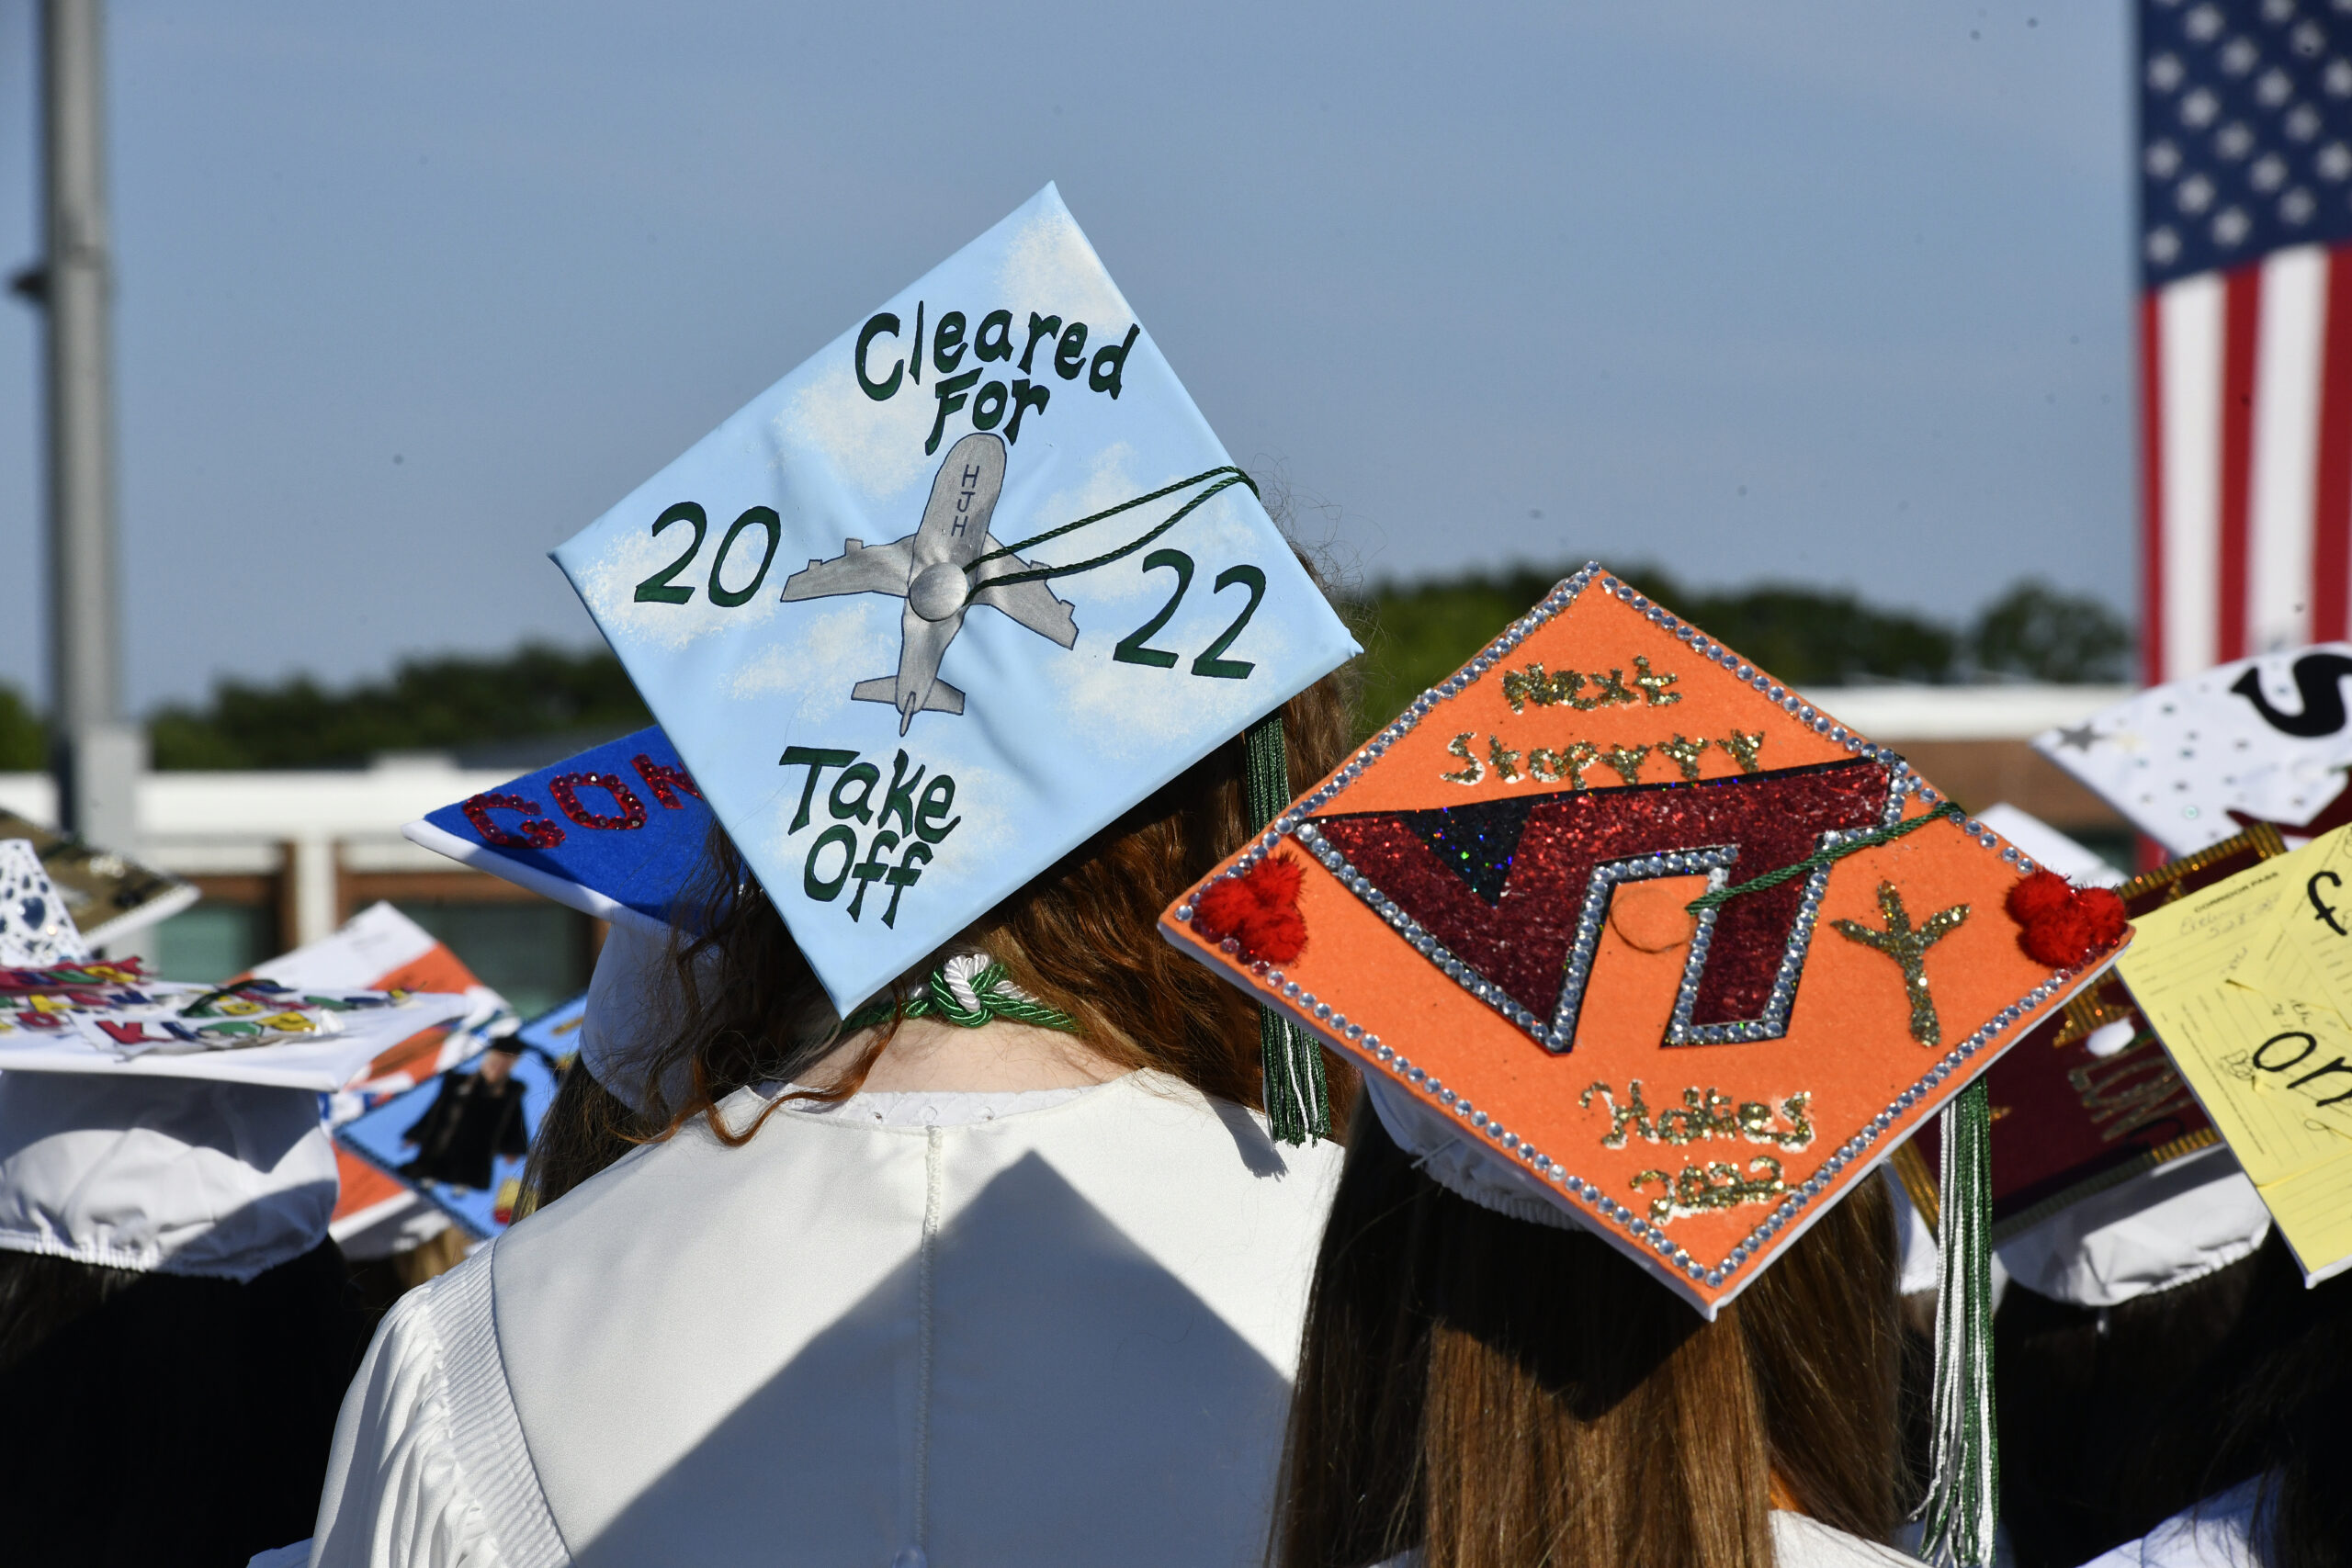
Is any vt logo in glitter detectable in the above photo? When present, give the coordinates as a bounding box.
[1298,759,1894,1053]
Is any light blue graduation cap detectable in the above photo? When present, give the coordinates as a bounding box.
[402,727,713,938]
[550,185,1358,1012]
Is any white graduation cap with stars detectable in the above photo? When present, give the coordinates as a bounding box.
[553,185,1358,1011]
[2033,643,2352,854]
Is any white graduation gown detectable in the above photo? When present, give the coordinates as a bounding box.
[2076,1477,2267,1568]
[1370,1514,1924,1568]
[309,1071,1343,1567]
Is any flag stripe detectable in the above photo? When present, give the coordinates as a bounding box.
[2159,272,2224,682]
[2143,288,2167,685]
[2249,245,2326,655]
[2317,250,2352,646]
[2218,266,2263,662]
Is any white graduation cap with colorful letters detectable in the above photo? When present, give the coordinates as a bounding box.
[552,185,1358,1010]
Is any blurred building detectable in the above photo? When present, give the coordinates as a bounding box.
[1807,683,2137,868]
[0,683,2133,999]
[0,753,601,1010]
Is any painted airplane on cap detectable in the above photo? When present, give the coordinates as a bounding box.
[779,432,1079,734]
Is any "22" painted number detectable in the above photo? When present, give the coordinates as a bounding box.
[1112,548,1265,680]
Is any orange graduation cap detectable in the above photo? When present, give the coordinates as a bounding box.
[1159,563,2121,1317]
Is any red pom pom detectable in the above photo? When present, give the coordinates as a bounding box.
[2004,870,2077,925]
[2005,873,2128,968]
[1192,854,1309,964]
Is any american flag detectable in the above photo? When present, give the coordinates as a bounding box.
[2141,0,2352,681]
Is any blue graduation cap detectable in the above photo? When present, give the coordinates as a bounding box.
[548,185,1358,1010]
[402,727,713,937]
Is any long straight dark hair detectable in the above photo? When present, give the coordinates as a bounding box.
[1277,1106,1903,1568]
[1994,1247,2262,1567]
[2117,1232,2352,1568]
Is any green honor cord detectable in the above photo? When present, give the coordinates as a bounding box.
[837,714,1329,1148]
[1686,800,1970,915]
[1916,1077,1999,1568]
[1247,709,1331,1145]
[844,954,1080,1034]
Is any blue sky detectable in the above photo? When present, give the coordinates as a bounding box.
[0,1,2134,712]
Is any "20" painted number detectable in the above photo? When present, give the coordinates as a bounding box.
[633,502,783,607]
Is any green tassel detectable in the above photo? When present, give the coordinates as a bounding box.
[1915,1077,1999,1567]
[1259,1003,1331,1145]
[1245,710,1330,1145]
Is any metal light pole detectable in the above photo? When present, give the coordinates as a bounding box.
[34,0,143,853]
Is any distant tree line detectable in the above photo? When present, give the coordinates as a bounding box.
[0,689,41,773]
[142,645,653,770]
[0,646,656,772]
[0,573,2128,772]
[1346,569,2132,736]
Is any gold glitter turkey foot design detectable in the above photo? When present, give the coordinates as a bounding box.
[1833,882,1970,1046]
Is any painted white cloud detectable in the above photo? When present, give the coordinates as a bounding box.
[1040,441,1138,526]
[906,757,1019,885]
[782,355,936,507]
[566,518,787,652]
[996,204,1134,341]
[1048,607,1299,767]
[727,602,891,725]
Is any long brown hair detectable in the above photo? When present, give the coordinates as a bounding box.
[1277,1104,1903,1568]
[524,671,1361,1209]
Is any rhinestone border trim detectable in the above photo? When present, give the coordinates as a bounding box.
[1172,564,2069,1300]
